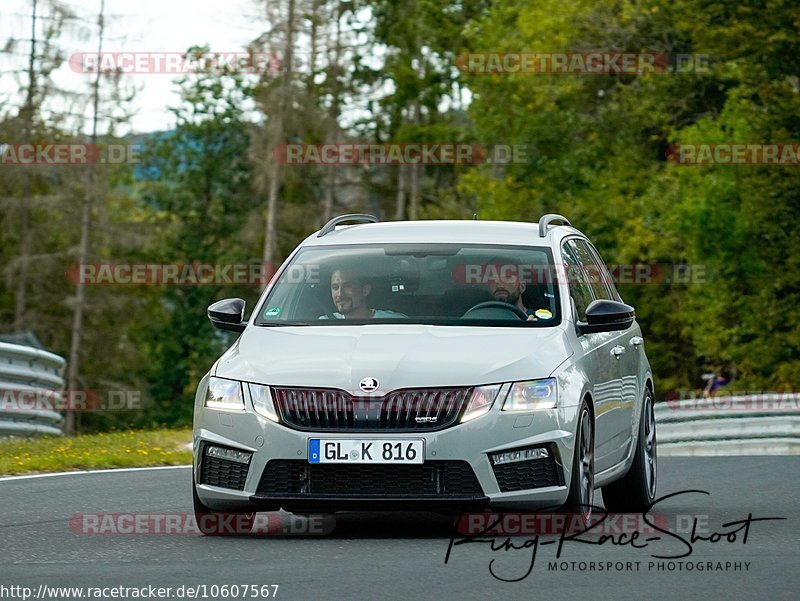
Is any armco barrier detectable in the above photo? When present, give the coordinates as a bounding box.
[0,341,65,437]
[655,396,800,456]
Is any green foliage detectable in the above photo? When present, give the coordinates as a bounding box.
[135,64,258,425]
[2,0,798,433]
[454,0,800,392]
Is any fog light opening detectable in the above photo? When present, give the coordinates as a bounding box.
[205,444,252,465]
[490,447,550,466]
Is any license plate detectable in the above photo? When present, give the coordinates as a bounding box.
[308,439,424,464]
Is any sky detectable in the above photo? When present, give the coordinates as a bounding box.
[0,0,267,133]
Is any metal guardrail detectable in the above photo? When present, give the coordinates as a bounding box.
[655,396,800,455]
[0,341,65,437]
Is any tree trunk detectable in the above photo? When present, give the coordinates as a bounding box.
[395,164,406,220]
[66,0,105,435]
[263,0,295,267]
[408,23,423,221]
[263,161,281,265]
[409,99,422,221]
[409,157,420,220]
[322,3,343,223]
[14,0,38,331]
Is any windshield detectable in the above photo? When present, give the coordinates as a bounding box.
[254,243,561,327]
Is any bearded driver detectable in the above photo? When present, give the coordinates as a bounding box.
[486,264,538,320]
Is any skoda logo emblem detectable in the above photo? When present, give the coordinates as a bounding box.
[359,377,379,392]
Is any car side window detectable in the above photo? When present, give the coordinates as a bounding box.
[560,242,594,321]
[568,239,616,302]
[585,242,623,302]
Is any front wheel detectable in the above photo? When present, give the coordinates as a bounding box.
[192,473,255,536]
[601,388,657,512]
[562,401,594,521]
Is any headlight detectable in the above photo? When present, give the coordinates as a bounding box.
[248,383,279,422]
[204,377,244,410]
[461,384,502,423]
[502,378,557,411]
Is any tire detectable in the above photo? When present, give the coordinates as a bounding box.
[192,473,255,536]
[562,400,595,521]
[601,387,657,512]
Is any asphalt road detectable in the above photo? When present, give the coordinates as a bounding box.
[1,457,798,601]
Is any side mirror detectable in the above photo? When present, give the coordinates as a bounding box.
[208,298,247,332]
[578,299,635,334]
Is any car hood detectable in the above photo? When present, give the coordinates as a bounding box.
[214,324,573,391]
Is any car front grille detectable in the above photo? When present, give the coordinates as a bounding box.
[271,386,473,432]
[491,454,563,492]
[256,460,484,497]
[199,456,249,491]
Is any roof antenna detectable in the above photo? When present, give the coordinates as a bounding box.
[472,213,478,220]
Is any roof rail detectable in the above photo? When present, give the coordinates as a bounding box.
[538,213,572,237]
[317,213,380,238]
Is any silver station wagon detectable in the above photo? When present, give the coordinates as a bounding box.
[192,214,657,533]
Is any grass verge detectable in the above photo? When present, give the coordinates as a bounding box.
[0,429,192,476]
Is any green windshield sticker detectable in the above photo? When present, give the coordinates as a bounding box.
[264,307,281,318]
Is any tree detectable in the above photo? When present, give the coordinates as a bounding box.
[135,53,255,424]
[64,0,106,434]
[1,0,74,331]
[453,0,800,391]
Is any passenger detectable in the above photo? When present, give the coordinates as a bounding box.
[320,269,406,319]
[702,370,729,398]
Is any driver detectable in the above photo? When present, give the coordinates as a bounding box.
[486,263,538,321]
[320,269,406,319]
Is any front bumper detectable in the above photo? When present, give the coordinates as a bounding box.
[193,398,580,513]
